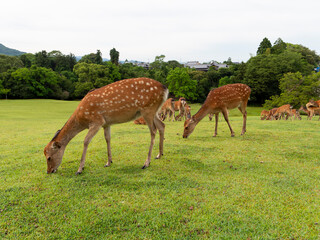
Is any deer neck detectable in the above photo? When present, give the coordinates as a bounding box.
[54,114,84,146]
[192,103,211,123]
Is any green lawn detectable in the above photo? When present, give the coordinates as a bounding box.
[0,100,319,239]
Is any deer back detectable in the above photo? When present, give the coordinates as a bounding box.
[204,83,251,111]
[75,78,168,126]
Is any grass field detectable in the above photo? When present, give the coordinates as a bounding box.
[0,99,320,239]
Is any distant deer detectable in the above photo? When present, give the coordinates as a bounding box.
[174,97,187,121]
[298,105,312,120]
[184,104,192,120]
[183,83,251,138]
[286,109,301,120]
[306,99,320,120]
[267,108,278,120]
[44,78,168,174]
[159,98,175,121]
[273,104,293,120]
[260,110,270,120]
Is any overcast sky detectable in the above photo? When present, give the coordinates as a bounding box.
[1,0,320,63]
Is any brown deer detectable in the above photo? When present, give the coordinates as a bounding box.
[260,110,270,120]
[273,104,293,120]
[184,104,191,120]
[44,78,168,174]
[286,109,301,120]
[183,83,251,138]
[174,97,187,121]
[158,98,175,121]
[267,108,278,120]
[306,100,320,120]
[298,105,312,120]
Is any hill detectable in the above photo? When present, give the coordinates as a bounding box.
[0,43,26,56]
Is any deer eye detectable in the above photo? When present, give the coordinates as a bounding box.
[47,157,51,161]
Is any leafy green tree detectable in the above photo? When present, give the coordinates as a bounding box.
[243,51,313,104]
[35,50,52,69]
[19,53,35,68]
[0,88,11,99]
[263,72,320,108]
[4,66,62,99]
[79,50,103,64]
[287,44,320,66]
[188,70,209,102]
[73,62,121,98]
[167,60,183,70]
[166,67,198,100]
[0,55,24,73]
[271,38,287,54]
[257,37,272,55]
[110,48,119,65]
[119,62,150,79]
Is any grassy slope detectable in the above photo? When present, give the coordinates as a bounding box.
[0,100,319,239]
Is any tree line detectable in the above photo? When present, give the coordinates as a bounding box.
[0,38,319,107]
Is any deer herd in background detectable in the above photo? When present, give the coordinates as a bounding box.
[260,100,320,121]
[134,97,191,124]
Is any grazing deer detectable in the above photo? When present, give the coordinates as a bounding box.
[260,110,270,120]
[267,108,278,120]
[298,105,312,120]
[133,117,147,125]
[183,83,251,138]
[286,109,301,120]
[44,78,168,174]
[175,101,191,121]
[306,100,320,120]
[174,97,187,121]
[159,98,175,121]
[273,104,293,120]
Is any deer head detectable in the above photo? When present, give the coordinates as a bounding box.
[183,117,197,138]
[44,130,66,173]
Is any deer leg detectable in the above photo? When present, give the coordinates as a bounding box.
[77,125,101,175]
[222,108,235,137]
[213,113,219,137]
[238,105,247,135]
[141,115,157,169]
[154,116,165,159]
[103,126,112,167]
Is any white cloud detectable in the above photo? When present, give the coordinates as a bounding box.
[1,0,320,62]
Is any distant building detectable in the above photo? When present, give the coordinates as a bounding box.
[133,62,150,69]
[185,61,229,71]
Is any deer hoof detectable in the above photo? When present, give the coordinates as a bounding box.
[76,171,82,175]
[142,164,149,169]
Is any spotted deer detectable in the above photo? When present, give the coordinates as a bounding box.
[44,78,168,174]
[183,83,251,138]
[174,97,187,121]
[260,110,270,120]
[159,98,175,121]
[273,104,293,120]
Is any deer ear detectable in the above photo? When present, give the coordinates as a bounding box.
[52,141,62,149]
